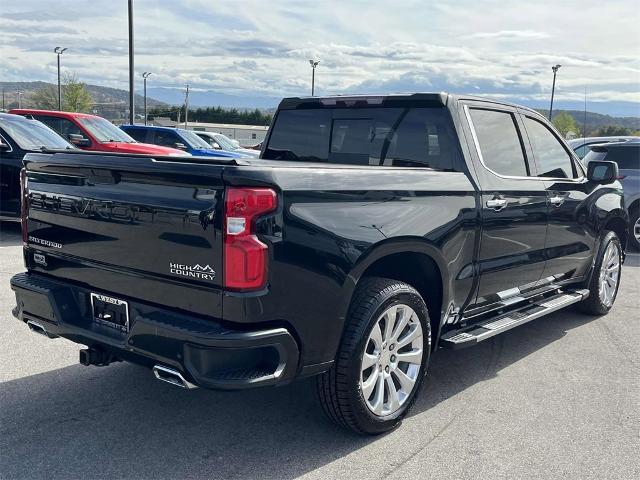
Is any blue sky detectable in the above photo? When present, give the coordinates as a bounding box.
[1,0,639,114]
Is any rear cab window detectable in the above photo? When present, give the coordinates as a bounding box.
[263,104,462,171]
[522,116,578,179]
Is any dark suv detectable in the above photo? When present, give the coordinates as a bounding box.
[583,140,640,249]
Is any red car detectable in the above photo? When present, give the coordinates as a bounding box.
[8,109,189,156]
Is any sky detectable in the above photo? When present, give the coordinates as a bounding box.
[1,0,639,115]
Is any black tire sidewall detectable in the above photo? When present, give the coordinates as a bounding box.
[345,287,431,434]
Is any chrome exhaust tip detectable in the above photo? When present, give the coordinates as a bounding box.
[152,365,197,389]
[26,320,48,336]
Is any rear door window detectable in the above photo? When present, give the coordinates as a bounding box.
[264,107,461,170]
[151,130,181,148]
[523,117,577,179]
[468,108,529,177]
[604,146,640,170]
[34,115,83,140]
[126,128,149,143]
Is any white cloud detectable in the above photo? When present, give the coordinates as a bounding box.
[0,0,638,111]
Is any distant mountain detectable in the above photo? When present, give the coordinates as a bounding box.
[0,81,167,120]
[552,109,640,132]
[147,87,281,110]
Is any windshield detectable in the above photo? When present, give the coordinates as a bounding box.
[0,117,74,150]
[263,106,461,170]
[179,129,213,149]
[212,133,239,150]
[78,117,135,143]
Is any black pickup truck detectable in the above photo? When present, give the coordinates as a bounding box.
[10,93,627,434]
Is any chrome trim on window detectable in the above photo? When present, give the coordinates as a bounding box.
[463,105,585,183]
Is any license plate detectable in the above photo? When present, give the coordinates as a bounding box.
[90,293,129,332]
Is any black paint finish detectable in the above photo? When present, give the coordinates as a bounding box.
[11,93,628,384]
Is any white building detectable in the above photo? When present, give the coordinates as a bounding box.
[151,117,268,146]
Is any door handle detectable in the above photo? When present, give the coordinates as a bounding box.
[549,195,565,207]
[486,198,507,210]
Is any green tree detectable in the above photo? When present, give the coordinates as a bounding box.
[31,73,93,112]
[552,112,578,138]
[31,85,59,110]
[594,125,631,136]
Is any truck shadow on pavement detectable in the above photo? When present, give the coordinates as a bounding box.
[0,308,606,480]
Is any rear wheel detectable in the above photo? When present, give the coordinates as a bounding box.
[317,277,431,434]
[629,206,640,251]
[578,231,622,315]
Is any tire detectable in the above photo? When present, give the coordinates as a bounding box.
[317,277,431,435]
[629,206,640,251]
[578,231,623,315]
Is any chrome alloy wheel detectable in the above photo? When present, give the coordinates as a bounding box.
[634,217,640,244]
[360,303,423,417]
[599,241,621,307]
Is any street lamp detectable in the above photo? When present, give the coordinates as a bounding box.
[309,59,319,96]
[128,0,135,124]
[54,47,67,110]
[142,72,152,125]
[549,64,561,120]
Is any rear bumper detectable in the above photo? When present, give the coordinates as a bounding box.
[10,272,299,390]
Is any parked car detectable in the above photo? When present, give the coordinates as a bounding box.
[568,136,638,159]
[193,131,259,157]
[11,93,627,434]
[120,125,248,158]
[9,109,189,156]
[0,113,76,221]
[583,139,640,250]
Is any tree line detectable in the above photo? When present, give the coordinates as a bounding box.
[148,106,272,126]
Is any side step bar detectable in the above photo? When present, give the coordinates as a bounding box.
[440,289,589,349]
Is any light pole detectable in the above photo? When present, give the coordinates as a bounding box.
[549,64,561,120]
[142,72,152,125]
[184,84,190,128]
[128,0,135,124]
[54,47,67,110]
[17,90,23,109]
[309,59,319,96]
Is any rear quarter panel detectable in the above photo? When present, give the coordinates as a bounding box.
[223,165,478,366]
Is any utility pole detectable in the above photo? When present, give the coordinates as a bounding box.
[17,90,23,109]
[54,47,67,110]
[128,0,135,124]
[309,59,319,96]
[583,86,587,139]
[184,84,189,128]
[142,72,152,125]
[548,64,561,120]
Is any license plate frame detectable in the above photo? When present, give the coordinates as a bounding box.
[90,293,130,332]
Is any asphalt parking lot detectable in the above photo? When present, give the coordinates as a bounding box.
[1,221,638,480]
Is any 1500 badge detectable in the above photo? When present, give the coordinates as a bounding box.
[169,262,216,281]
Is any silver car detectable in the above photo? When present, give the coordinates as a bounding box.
[569,136,638,159]
[583,139,640,250]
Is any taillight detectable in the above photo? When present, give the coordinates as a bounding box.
[19,168,28,244]
[224,187,277,291]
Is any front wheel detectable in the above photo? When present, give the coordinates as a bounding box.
[317,277,431,434]
[578,231,623,315]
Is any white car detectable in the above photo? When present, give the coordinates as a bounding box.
[194,131,259,158]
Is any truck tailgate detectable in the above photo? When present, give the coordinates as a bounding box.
[23,152,226,318]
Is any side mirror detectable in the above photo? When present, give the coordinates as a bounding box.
[174,142,188,150]
[587,160,619,184]
[68,134,91,147]
[0,141,11,152]
[212,142,221,149]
